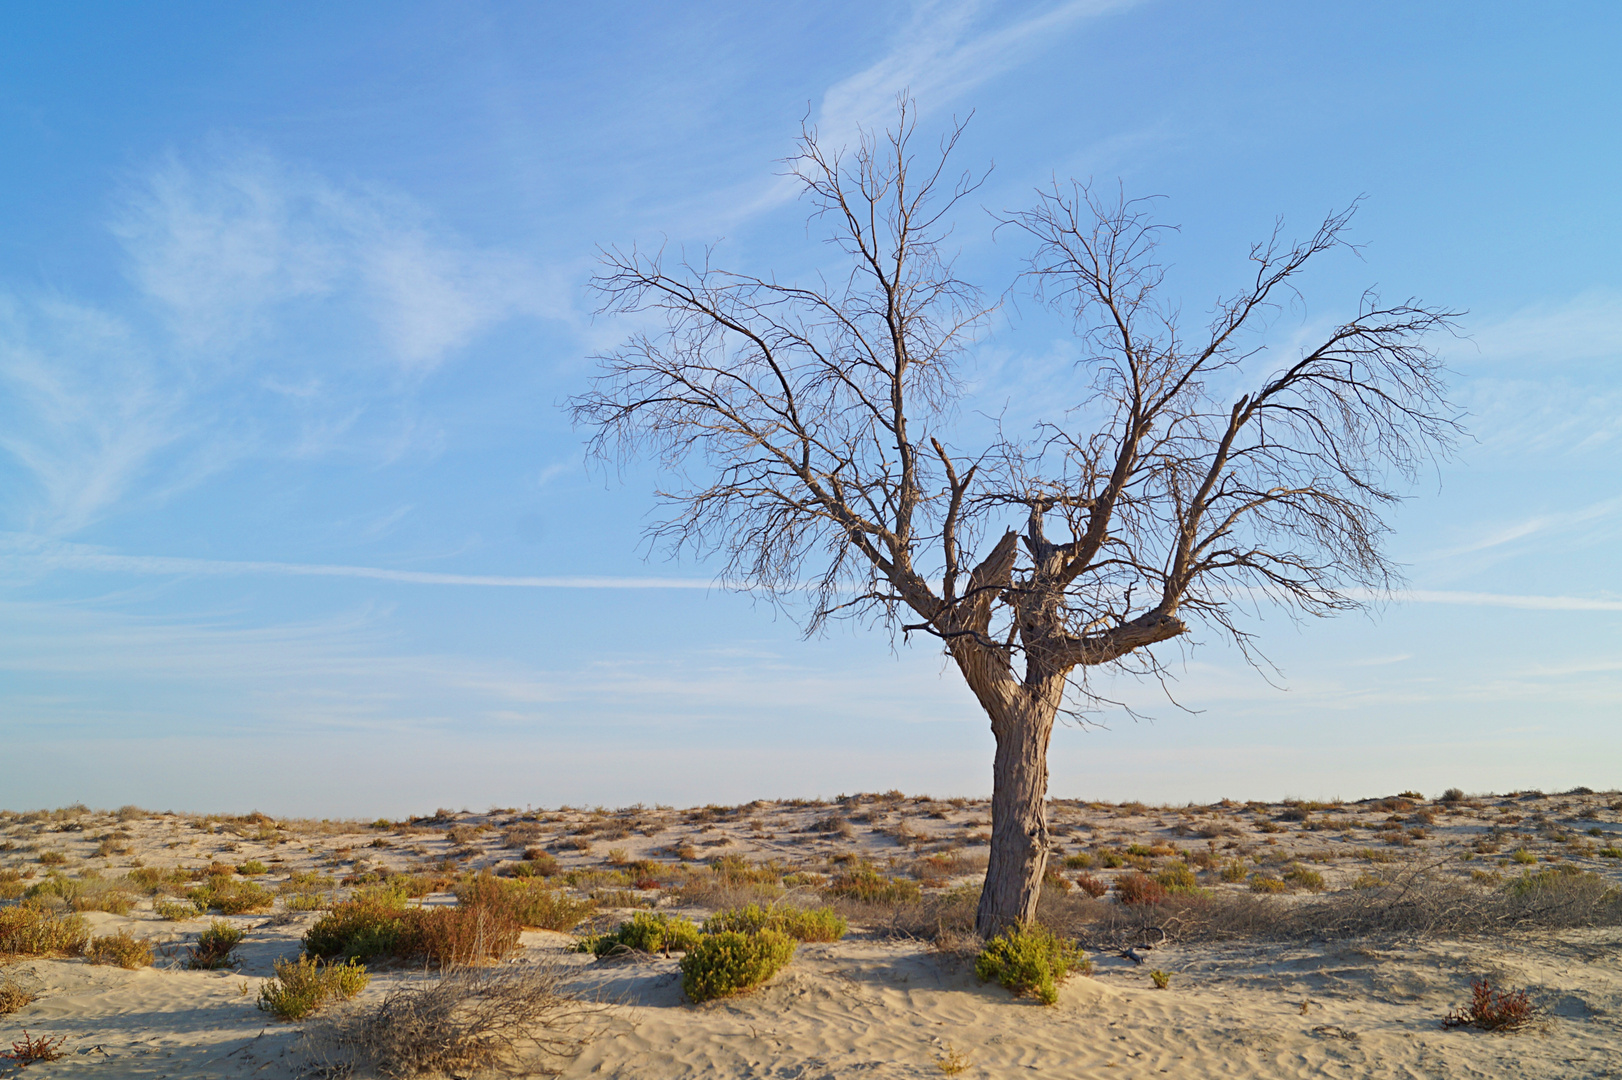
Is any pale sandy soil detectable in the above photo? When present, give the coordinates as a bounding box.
[3,789,1621,1078]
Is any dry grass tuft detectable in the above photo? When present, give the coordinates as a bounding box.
[0,979,34,1016]
[1442,978,1537,1032]
[301,961,598,1078]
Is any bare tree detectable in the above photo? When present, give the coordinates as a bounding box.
[571,102,1458,938]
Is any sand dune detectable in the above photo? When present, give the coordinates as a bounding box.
[4,791,1621,1077]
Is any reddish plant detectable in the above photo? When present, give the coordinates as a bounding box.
[1443,979,1536,1032]
[4,1030,66,1066]
[1114,871,1167,906]
[1073,873,1109,898]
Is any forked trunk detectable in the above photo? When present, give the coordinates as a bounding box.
[974,696,1059,939]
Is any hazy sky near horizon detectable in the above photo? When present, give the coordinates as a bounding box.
[1,1,1618,816]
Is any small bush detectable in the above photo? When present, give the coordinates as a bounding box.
[1114,872,1166,906]
[409,904,521,966]
[3,1030,65,1066]
[156,899,204,920]
[300,961,595,1077]
[1155,863,1198,892]
[974,923,1087,1006]
[238,860,269,876]
[305,894,411,961]
[86,930,155,969]
[823,868,921,904]
[1248,874,1289,894]
[1440,788,1466,803]
[37,851,67,867]
[704,904,847,943]
[0,906,89,957]
[1072,873,1108,898]
[1283,864,1327,893]
[1149,969,1171,989]
[680,930,796,1003]
[283,891,328,912]
[258,954,369,1021]
[458,876,596,931]
[1510,848,1537,865]
[1062,853,1094,870]
[577,912,702,957]
[188,920,245,969]
[511,851,561,877]
[1443,978,1536,1031]
[0,980,34,1015]
[190,875,274,915]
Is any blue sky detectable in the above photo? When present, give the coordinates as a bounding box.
[1,1,1618,815]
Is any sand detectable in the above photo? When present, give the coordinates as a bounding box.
[3,790,1621,1077]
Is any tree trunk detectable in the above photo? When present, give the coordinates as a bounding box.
[974,695,1059,939]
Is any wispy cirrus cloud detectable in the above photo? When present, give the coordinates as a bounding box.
[0,146,569,536]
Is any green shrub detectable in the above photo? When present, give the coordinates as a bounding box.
[257,954,369,1020]
[679,929,796,1002]
[975,923,1088,1006]
[577,911,703,957]
[1510,848,1537,865]
[822,868,921,904]
[188,920,245,969]
[1599,847,1622,859]
[86,930,155,969]
[304,894,411,961]
[0,906,89,956]
[1248,874,1289,894]
[704,904,847,943]
[1154,863,1198,892]
[156,899,204,920]
[237,860,269,876]
[1283,864,1326,893]
[1220,860,1248,883]
[1062,853,1094,870]
[189,875,274,915]
[37,851,67,867]
[282,891,328,912]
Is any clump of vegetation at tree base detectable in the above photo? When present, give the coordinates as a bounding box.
[576,912,702,958]
[258,954,370,1020]
[679,930,796,1003]
[188,921,245,970]
[704,904,847,943]
[1442,979,1536,1032]
[975,923,1089,1006]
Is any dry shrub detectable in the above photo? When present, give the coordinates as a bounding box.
[409,905,521,967]
[0,980,34,1015]
[301,961,597,1078]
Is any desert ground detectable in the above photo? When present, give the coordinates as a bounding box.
[3,788,1621,1078]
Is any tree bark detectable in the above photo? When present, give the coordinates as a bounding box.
[974,693,1060,938]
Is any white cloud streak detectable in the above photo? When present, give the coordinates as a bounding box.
[5,536,1620,608]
